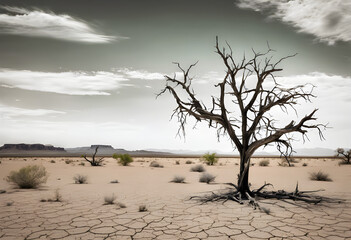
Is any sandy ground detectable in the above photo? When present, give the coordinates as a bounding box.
[0,157,350,239]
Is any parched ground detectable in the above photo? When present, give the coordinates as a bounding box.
[0,157,350,240]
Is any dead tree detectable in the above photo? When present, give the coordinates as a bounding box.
[81,146,104,166]
[336,148,351,164]
[158,37,326,203]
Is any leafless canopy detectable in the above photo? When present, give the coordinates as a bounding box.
[159,37,325,160]
[82,146,105,166]
[336,148,351,164]
[158,37,326,202]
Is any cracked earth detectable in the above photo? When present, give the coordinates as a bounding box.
[0,157,350,239]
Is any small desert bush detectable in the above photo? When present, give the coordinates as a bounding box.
[278,160,295,167]
[78,162,85,166]
[42,189,63,202]
[201,153,218,166]
[190,164,205,172]
[309,171,332,182]
[73,174,88,184]
[113,154,133,166]
[199,173,216,184]
[139,204,148,212]
[175,160,180,165]
[110,179,119,184]
[302,163,308,167]
[149,161,163,168]
[65,159,73,164]
[52,189,63,202]
[185,160,193,164]
[50,160,56,163]
[6,165,48,189]
[170,175,186,183]
[104,194,116,205]
[258,159,270,167]
[6,201,14,206]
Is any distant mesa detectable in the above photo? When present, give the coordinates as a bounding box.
[90,145,113,149]
[0,143,65,152]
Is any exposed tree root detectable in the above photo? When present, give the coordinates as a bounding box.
[189,182,343,214]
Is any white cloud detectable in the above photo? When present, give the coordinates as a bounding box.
[117,68,165,80]
[236,0,351,45]
[0,6,122,43]
[0,68,129,95]
[0,104,65,119]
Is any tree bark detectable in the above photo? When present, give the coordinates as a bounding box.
[238,153,251,194]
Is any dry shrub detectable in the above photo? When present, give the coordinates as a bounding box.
[258,159,270,167]
[73,174,88,184]
[149,161,163,168]
[190,164,205,172]
[185,160,193,164]
[6,165,48,189]
[199,173,216,184]
[104,194,116,205]
[171,175,186,183]
[139,204,147,212]
[309,171,332,182]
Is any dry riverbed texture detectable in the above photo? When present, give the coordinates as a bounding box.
[0,157,350,239]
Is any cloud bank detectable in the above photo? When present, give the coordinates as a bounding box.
[0,69,129,95]
[236,0,351,45]
[0,104,65,119]
[117,68,165,80]
[0,6,120,43]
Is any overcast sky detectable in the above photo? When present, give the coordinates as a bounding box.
[0,0,350,152]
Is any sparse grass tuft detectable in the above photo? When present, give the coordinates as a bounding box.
[6,165,48,189]
[52,189,63,202]
[199,173,216,184]
[113,154,133,166]
[309,171,332,181]
[258,160,270,167]
[65,159,73,164]
[139,204,148,212]
[190,164,206,172]
[78,162,85,166]
[73,174,88,184]
[185,160,193,164]
[170,175,186,183]
[104,194,116,205]
[149,161,163,168]
[201,153,218,165]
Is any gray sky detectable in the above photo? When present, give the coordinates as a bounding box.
[0,0,350,152]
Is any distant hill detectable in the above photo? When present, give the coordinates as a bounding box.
[0,144,173,157]
[0,143,65,152]
[0,143,336,157]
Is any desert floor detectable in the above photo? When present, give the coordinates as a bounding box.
[0,157,350,240]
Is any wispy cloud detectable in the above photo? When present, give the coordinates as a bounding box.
[0,104,65,119]
[236,0,351,45]
[0,6,123,43]
[0,69,129,95]
[117,68,165,80]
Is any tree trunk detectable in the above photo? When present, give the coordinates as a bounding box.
[237,154,251,195]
